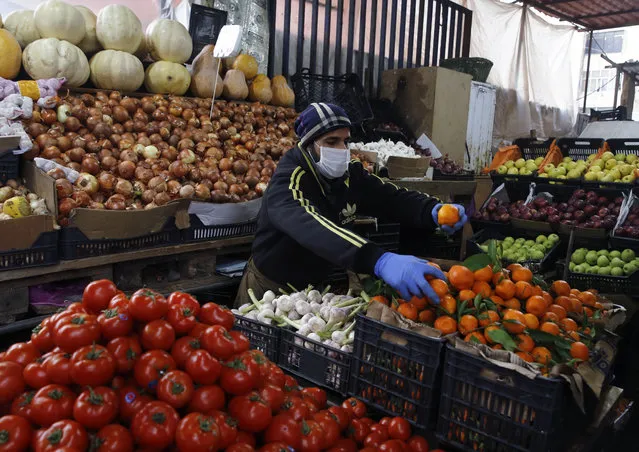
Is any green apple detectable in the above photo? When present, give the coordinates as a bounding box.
[615,153,626,162]
[592,159,604,168]
[538,172,549,178]
[567,169,581,179]
[524,240,535,247]
[597,249,609,257]
[605,159,618,170]
[573,265,585,273]
[571,250,586,264]
[586,251,599,265]
[609,168,622,180]
[609,250,621,259]
[588,266,600,274]
[562,156,572,164]
[598,266,611,276]
[569,262,576,271]
[623,175,635,183]
[502,242,511,251]
[597,255,610,267]
[536,235,547,244]
[497,165,509,175]
[525,160,537,170]
[544,241,554,250]
[531,249,544,260]
[543,164,555,173]
[624,262,637,276]
[515,158,526,169]
[620,164,633,177]
[567,161,577,171]
[611,257,625,268]
[515,238,526,245]
[611,267,624,277]
[626,154,638,164]
[555,167,567,176]
[534,157,544,166]
[548,234,559,243]
[584,171,598,181]
[505,160,515,169]
[519,168,533,176]
[504,236,515,243]
[601,173,615,183]
[633,258,639,267]
[622,249,636,262]
[581,262,591,271]
[601,151,615,162]
[507,167,519,175]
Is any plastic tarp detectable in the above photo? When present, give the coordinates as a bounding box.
[457,0,585,142]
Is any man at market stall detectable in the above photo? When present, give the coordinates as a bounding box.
[235,102,467,306]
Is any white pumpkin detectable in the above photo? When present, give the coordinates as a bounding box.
[90,50,144,92]
[96,5,142,54]
[144,61,191,95]
[34,0,85,45]
[75,6,101,54]
[145,19,193,64]
[4,10,41,49]
[23,38,89,87]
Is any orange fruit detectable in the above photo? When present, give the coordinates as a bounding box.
[492,271,508,286]
[516,351,534,363]
[398,303,418,321]
[439,295,457,315]
[459,315,479,335]
[594,302,604,311]
[495,279,516,300]
[504,298,521,311]
[512,267,533,283]
[578,291,597,308]
[584,307,594,318]
[540,322,560,336]
[430,279,450,299]
[542,311,559,323]
[514,281,533,300]
[458,289,476,304]
[478,310,500,327]
[570,298,583,314]
[516,334,535,352]
[570,342,590,361]
[567,331,580,341]
[489,295,505,307]
[523,313,540,330]
[560,318,578,332]
[492,344,503,350]
[410,296,428,310]
[474,265,493,282]
[570,288,580,296]
[472,281,491,299]
[531,285,543,297]
[448,265,475,291]
[548,304,567,321]
[437,204,460,226]
[434,315,458,335]
[554,296,573,313]
[418,309,435,323]
[532,346,552,365]
[484,325,502,344]
[551,280,571,297]
[507,263,523,272]
[465,331,487,345]
[503,309,526,334]
[541,291,554,307]
[525,295,547,317]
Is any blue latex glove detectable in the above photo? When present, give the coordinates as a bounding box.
[374,252,447,304]
[432,203,468,234]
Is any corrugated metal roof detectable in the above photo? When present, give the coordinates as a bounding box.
[524,0,639,30]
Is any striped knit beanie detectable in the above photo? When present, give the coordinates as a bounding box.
[294,103,352,148]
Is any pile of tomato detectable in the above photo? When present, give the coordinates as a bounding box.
[0,279,441,451]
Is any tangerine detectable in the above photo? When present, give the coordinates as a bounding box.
[548,304,567,321]
[439,295,457,315]
[516,334,535,352]
[560,318,578,332]
[570,342,590,361]
[459,315,479,335]
[398,303,418,321]
[594,302,604,311]
[578,291,597,308]
[489,295,505,307]
[551,280,571,297]
[492,271,508,286]
[458,289,476,303]
[584,307,594,318]
[554,296,574,313]
[410,296,429,310]
[541,291,554,307]
[438,204,460,226]
[542,311,560,323]
[474,265,493,282]
[514,281,533,300]
[448,265,475,290]
[567,331,580,341]
[492,344,504,350]
[465,331,487,345]
[472,281,492,299]
[570,298,583,314]
[503,309,526,334]
[504,298,521,311]
[532,346,552,365]
[484,325,502,344]
[434,315,458,335]
[516,351,534,363]
[523,313,540,330]
[531,285,543,297]
[371,295,389,305]
[495,279,516,300]
[430,279,450,299]
[525,295,547,317]
[418,309,435,323]
[507,263,523,273]
[540,322,560,336]
[512,267,533,283]
[478,310,500,327]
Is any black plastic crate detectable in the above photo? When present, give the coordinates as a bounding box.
[59,220,181,260]
[349,315,445,430]
[514,138,556,160]
[556,138,605,161]
[182,215,257,243]
[291,68,373,125]
[278,328,351,395]
[233,315,280,362]
[433,169,475,181]
[426,231,462,260]
[605,139,639,156]
[0,152,19,184]
[490,172,536,186]
[353,221,400,252]
[470,219,512,235]
[0,230,58,271]
[437,344,579,452]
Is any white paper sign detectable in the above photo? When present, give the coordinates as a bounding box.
[416,133,442,159]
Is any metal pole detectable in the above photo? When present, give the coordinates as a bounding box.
[614,68,621,108]
[582,30,593,113]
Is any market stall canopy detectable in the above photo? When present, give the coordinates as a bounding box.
[524,0,639,30]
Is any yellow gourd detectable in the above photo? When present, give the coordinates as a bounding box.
[232,54,258,80]
[223,69,249,100]
[271,75,295,107]
[190,44,224,99]
[0,29,21,80]
[248,74,272,103]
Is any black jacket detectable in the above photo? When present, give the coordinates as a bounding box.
[252,144,440,287]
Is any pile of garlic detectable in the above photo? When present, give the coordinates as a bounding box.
[0,179,49,220]
[349,139,417,166]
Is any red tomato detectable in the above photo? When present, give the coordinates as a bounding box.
[283,375,300,395]
[141,319,176,351]
[156,370,194,409]
[227,444,255,452]
[360,418,375,427]
[379,441,407,452]
[118,386,152,424]
[4,342,40,367]
[188,322,209,339]
[107,293,129,311]
[171,336,201,368]
[30,321,55,353]
[264,413,301,449]
[280,396,310,422]
[43,352,72,386]
[185,349,221,385]
[133,350,176,392]
[70,345,116,386]
[363,431,385,449]
[167,292,200,312]
[326,438,358,452]
[187,385,225,413]
[52,313,100,353]
[369,423,390,441]
[327,406,351,431]
[301,387,327,409]
[220,359,256,395]
[407,435,430,452]
[130,401,179,449]
[201,325,237,360]
[341,397,366,419]
[128,289,168,323]
[82,279,118,313]
[234,430,256,446]
[299,420,325,452]
[72,386,118,430]
[209,410,238,448]
[388,416,412,441]
[0,362,25,405]
[166,304,197,336]
[314,412,340,448]
[261,442,294,452]
[230,331,250,354]
[93,424,134,452]
[98,307,133,340]
[23,361,50,389]
[10,391,34,420]
[259,385,285,414]
[347,418,370,444]
[109,375,126,393]
[0,414,32,451]
[228,392,272,433]
[30,384,75,427]
[199,303,235,330]
[264,363,286,389]
[33,420,88,452]
[379,417,393,427]
[175,412,220,451]
[106,336,142,375]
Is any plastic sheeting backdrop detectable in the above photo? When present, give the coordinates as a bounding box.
[457,0,584,143]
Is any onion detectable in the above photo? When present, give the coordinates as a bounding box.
[120,150,138,162]
[98,172,116,192]
[255,182,268,195]
[81,157,100,175]
[76,173,99,194]
[27,123,48,137]
[42,146,61,160]
[149,176,167,193]
[71,190,92,207]
[55,179,74,199]
[101,155,118,170]
[179,149,196,164]
[112,106,129,123]
[72,136,86,149]
[121,98,137,114]
[41,109,57,125]
[143,145,160,160]
[219,158,232,171]
[115,179,133,197]
[169,161,188,179]
[105,194,126,210]
[213,180,228,192]
[211,190,229,203]
[179,185,195,198]
[232,160,248,175]
[229,184,243,196]
[167,180,182,196]
[162,146,178,161]
[195,184,211,200]
[154,192,171,206]
[47,168,67,180]
[66,147,85,163]
[118,160,136,180]
[57,104,71,123]
[58,198,77,216]
[71,104,89,122]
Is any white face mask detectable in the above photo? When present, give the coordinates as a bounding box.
[315,146,350,179]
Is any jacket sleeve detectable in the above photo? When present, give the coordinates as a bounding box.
[351,161,440,231]
[265,165,385,276]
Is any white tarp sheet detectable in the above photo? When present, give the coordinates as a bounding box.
[458,0,585,142]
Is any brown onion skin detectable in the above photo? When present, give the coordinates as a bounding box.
[55,179,74,199]
[118,160,136,179]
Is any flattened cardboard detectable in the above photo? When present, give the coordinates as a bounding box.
[0,215,55,250]
[23,161,57,218]
[0,136,21,156]
[188,198,262,226]
[386,156,431,179]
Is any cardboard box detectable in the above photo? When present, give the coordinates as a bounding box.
[386,156,431,179]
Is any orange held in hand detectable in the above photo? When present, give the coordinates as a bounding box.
[437,204,460,226]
